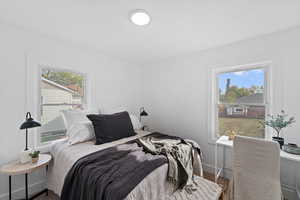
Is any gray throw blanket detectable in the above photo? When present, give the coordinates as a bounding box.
[60,141,167,200]
[137,132,202,193]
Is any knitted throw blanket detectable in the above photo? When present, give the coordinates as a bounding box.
[138,133,202,193]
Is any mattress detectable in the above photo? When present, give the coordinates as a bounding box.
[47,130,222,200]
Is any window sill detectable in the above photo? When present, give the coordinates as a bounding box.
[208,135,233,148]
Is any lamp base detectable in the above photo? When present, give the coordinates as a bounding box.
[20,148,32,164]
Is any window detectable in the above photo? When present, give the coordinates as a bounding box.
[39,67,86,143]
[213,64,270,139]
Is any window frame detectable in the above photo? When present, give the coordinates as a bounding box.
[37,65,88,146]
[210,61,273,142]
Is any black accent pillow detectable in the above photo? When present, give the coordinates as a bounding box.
[87,111,136,145]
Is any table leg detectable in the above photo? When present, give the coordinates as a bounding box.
[222,146,226,178]
[215,143,218,182]
[9,175,11,200]
[25,173,28,200]
[46,165,48,196]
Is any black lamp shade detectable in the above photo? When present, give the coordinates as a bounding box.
[20,112,41,151]
[20,112,41,130]
[140,107,148,116]
[20,119,41,129]
[140,110,148,116]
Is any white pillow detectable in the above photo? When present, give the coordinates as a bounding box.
[130,114,142,130]
[61,110,91,131]
[67,122,95,145]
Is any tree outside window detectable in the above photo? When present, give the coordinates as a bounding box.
[216,68,266,138]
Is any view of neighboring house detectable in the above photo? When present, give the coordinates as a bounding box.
[40,77,84,142]
[65,84,85,106]
[219,93,265,119]
[41,77,75,123]
[218,74,265,138]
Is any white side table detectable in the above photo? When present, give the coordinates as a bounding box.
[214,136,233,182]
[0,154,52,200]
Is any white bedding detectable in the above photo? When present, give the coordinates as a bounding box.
[47,130,222,200]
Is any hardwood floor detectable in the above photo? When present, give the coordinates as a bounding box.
[41,172,229,200]
[35,191,59,200]
[203,172,230,200]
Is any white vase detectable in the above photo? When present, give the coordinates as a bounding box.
[20,149,32,164]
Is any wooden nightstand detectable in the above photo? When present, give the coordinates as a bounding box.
[0,154,52,200]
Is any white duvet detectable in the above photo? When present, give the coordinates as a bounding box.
[47,130,222,200]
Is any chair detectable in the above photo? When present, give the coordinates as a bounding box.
[233,136,282,200]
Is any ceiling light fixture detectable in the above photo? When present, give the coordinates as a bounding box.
[130,9,151,26]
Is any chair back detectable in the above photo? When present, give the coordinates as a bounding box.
[233,136,281,200]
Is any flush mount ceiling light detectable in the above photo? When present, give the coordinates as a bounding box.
[130,10,151,26]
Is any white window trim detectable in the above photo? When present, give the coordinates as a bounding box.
[209,61,273,143]
[26,61,91,148]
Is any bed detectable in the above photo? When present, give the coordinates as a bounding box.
[47,130,222,200]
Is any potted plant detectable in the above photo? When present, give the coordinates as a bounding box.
[260,110,295,149]
[29,150,40,163]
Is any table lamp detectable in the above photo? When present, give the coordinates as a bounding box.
[19,112,41,163]
[139,107,148,130]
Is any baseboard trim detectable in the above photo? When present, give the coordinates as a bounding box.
[0,180,46,200]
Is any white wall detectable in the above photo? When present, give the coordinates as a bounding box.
[1,19,300,200]
[0,22,142,199]
[142,27,300,199]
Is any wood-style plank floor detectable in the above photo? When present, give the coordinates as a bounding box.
[39,172,229,200]
[203,172,230,200]
[35,191,59,200]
